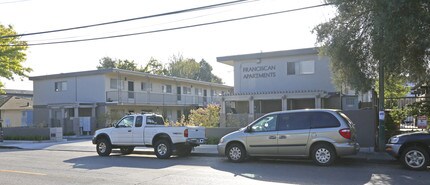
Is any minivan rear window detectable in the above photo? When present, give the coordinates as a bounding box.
[337,111,354,128]
[310,112,340,128]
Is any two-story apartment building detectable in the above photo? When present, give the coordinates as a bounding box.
[216,48,370,127]
[29,69,232,135]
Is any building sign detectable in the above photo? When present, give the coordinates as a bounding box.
[417,116,428,129]
[242,65,276,79]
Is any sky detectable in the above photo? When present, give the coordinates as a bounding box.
[0,0,335,90]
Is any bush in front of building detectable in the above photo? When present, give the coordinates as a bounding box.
[3,135,50,141]
[188,104,220,127]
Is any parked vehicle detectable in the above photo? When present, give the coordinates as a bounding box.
[386,131,430,170]
[92,113,206,159]
[218,109,359,166]
[0,121,3,142]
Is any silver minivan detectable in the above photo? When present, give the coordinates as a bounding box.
[217,109,359,166]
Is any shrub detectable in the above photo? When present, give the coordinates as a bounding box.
[4,135,50,141]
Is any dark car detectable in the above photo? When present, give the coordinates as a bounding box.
[386,131,430,170]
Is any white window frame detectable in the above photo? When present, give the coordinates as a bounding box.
[55,81,67,92]
[110,78,118,89]
[163,84,172,93]
[287,60,315,75]
[183,86,191,95]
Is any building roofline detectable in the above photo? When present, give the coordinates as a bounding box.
[29,68,232,89]
[216,47,319,66]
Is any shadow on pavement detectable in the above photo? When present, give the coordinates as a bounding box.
[63,153,430,185]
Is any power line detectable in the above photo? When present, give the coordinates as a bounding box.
[26,8,231,43]
[2,3,332,46]
[0,0,256,38]
[0,0,30,5]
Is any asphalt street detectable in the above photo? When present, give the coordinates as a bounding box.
[0,146,429,185]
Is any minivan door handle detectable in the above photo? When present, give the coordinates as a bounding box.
[279,135,287,139]
[268,136,276,139]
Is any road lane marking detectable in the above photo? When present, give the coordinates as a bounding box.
[0,169,47,176]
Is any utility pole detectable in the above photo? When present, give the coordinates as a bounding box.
[378,62,385,151]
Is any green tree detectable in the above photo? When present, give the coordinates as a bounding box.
[167,55,223,84]
[97,57,117,69]
[375,76,411,109]
[0,25,31,93]
[313,0,430,92]
[140,57,168,75]
[97,57,138,71]
[117,59,137,71]
[168,55,200,80]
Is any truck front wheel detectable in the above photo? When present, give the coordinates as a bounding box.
[96,138,112,156]
[154,140,172,159]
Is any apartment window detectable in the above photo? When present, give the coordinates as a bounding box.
[110,78,118,89]
[287,60,315,75]
[183,86,191,94]
[141,82,151,91]
[54,81,67,92]
[195,88,202,96]
[162,85,172,93]
[346,97,356,107]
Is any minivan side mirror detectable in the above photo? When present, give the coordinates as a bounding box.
[244,126,252,133]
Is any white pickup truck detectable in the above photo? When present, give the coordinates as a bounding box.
[92,113,206,159]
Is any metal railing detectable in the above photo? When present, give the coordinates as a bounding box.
[106,91,222,106]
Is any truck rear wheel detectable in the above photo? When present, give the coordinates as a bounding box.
[154,140,172,159]
[120,146,135,155]
[96,138,112,156]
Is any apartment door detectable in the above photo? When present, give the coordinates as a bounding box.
[128,81,134,99]
[177,86,181,101]
[203,89,207,104]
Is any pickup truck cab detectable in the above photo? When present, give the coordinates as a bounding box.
[92,113,206,159]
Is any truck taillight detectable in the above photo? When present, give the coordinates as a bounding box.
[339,128,351,139]
[184,129,188,138]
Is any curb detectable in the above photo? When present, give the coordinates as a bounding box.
[0,145,21,149]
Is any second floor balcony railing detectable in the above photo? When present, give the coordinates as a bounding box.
[106,90,222,106]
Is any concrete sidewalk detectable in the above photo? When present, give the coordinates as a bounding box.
[0,139,396,164]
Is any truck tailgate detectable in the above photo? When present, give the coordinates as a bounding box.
[186,126,205,138]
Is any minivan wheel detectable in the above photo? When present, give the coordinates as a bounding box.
[227,143,246,163]
[312,143,336,166]
[400,146,429,170]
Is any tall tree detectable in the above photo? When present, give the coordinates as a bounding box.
[0,25,31,92]
[140,57,168,75]
[313,0,430,92]
[167,55,223,84]
[97,57,138,71]
[117,59,137,71]
[97,57,116,69]
[168,55,200,80]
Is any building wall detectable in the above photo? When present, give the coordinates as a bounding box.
[33,75,106,105]
[234,55,335,94]
[33,106,49,127]
[0,110,22,127]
